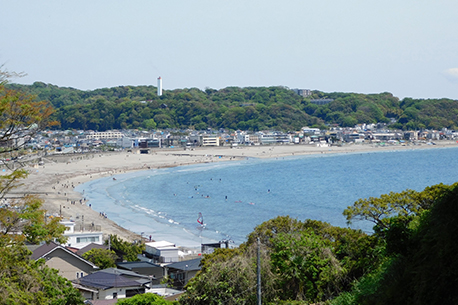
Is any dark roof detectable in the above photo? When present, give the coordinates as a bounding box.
[76,271,149,290]
[30,241,60,260]
[76,243,108,256]
[116,261,161,270]
[30,241,98,269]
[25,243,43,253]
[166,257,202,271]
[100,268,150,279]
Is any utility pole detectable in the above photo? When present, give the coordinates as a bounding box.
[257,237,261,305]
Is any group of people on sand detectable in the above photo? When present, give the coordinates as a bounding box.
[67,198,86,205]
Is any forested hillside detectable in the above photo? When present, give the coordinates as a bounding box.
[7,82,458,131]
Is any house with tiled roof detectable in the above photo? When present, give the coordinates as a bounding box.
[73,268,151,300]
[76,242,109,256]
[165,257,202,289]
[30,241,99,281]
[116,261,163,285]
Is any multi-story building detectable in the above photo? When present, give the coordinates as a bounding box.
[201,135,220,146]
[61,220,103,249]
[292,89,312,97]
[86,131,123,140]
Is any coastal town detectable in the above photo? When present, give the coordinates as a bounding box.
[2,123,457,303]
[3,0,457,302]
[15,124,458,154]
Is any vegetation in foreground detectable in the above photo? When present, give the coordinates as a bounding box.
[0,70,163,304]
[0,70,85,304]
[117,293,178,305]
[82,234,146,269]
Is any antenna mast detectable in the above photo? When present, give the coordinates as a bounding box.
[257,237,261,305]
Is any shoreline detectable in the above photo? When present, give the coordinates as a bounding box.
[11,141,458,247]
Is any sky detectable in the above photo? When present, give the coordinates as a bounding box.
[1,0,458,99]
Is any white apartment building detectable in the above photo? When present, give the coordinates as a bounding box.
[86,131,123,140]
[61,220,103,249]
[201,136,220,147]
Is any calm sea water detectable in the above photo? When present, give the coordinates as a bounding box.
[76,147,458,248]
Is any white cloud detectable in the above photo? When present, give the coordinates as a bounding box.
[442,68,458,83]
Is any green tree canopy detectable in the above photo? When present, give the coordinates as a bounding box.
[0,68,84,304]
[343,182,458,232]
[333,182,458,305]
[0,246,84,304]
[180,245,278,305]
[182,216,380,304]
[270,230,343,302]
[117,292,174,304]
[11,82,458,132]
[83,248,117,269]
[107,234,145,262]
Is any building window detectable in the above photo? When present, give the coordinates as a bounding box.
[126,288,145,297]
[76,236,100,243]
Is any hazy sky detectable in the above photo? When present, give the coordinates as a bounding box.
[2,1,458,99]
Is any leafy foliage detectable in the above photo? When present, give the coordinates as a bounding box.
[333,182,458,305]
[0,70,83,304]
[0,195,67,247]
[245,215,307,247]
[343,182,458,232]
[0,245,85,304]
[116,292,175,304]
[181,216,380,304]
[0,82,57,154]
[180,246,278,305]
[270,230,343,302]
[106,234,145,262]
[82,248,117,269]
[0,78,66,247]
[0,81,56,200]
[9,82,457,131]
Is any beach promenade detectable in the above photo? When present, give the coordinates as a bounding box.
[9,141,458,244]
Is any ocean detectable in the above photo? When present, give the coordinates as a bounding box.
[75,146,458,249]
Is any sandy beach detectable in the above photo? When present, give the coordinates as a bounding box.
[8,141,458,244]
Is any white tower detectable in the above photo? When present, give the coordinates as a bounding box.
[157,76,163,96]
